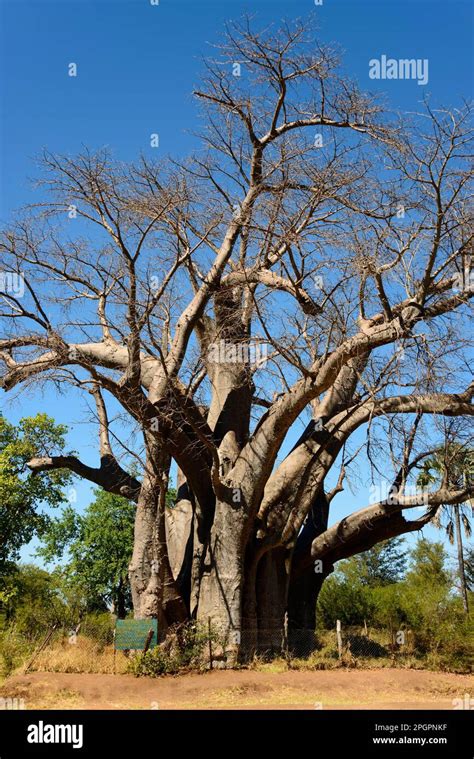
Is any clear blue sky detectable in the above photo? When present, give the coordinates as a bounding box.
[0,0,472,565]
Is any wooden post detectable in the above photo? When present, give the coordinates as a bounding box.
[283,611,290,664]
[336,619,343,660]
[24,624,58,673]
[208,617,213,670]
[143,628,154,654]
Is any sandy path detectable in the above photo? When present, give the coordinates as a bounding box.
[1,668,472,710]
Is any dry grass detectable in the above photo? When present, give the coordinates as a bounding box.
[11,632,472,679]
[26,636,129,675]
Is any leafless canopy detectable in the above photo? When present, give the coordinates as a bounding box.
[1,18,472,646]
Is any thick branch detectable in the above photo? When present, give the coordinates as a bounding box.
[27,455,142,501]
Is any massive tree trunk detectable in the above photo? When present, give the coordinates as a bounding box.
[287,490,331,654]
[195,494,246,663]
[129,472,161,620]
[188,288,254,660]
[254,547,289,654]
[128,437,187,629]
[165,469,194,610]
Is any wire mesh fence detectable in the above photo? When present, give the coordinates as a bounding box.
[24,622,117,674]
[236,626,413,661]
[13,617,425,675]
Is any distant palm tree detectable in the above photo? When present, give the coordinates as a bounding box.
[417,444,473,614]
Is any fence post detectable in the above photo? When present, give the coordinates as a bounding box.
[283,612,290,664]
[24,623,58,673]
[143,628,154,654]
[208,616,213,670]
[112,627,116,674]
[336,619,343,660]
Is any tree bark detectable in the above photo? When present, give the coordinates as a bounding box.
[115,576,127,620]
[454,505,469,614]
[255,547,289,654]
[287,490,331,654]
[195,494,246,663]
[128,438,187,628]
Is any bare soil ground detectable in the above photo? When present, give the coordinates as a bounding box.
[1,668,472,710]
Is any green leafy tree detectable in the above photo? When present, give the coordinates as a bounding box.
[371,584,407,634]
[355,538,407,587]
[166,488,177,508]
[372,540,451,640]
[417,444,473,613]
[401,539,468,656]
[406,538,451,588]
[317,557,374,627]
[0,414,71,573]
[464,547,474,592]
[0,563,71,637]
[38,488,135,618]
[317,538,406,627]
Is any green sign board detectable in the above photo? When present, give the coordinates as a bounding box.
[115,619,158,650]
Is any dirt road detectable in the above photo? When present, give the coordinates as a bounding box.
[1,668,472,710]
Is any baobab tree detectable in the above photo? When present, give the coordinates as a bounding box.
[1,19,472,661]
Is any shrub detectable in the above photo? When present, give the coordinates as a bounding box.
[0,626,35,677]
[0,565,72,640]
[129,622,220,677]
[129,646,180,677]
[317,573,374,627]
